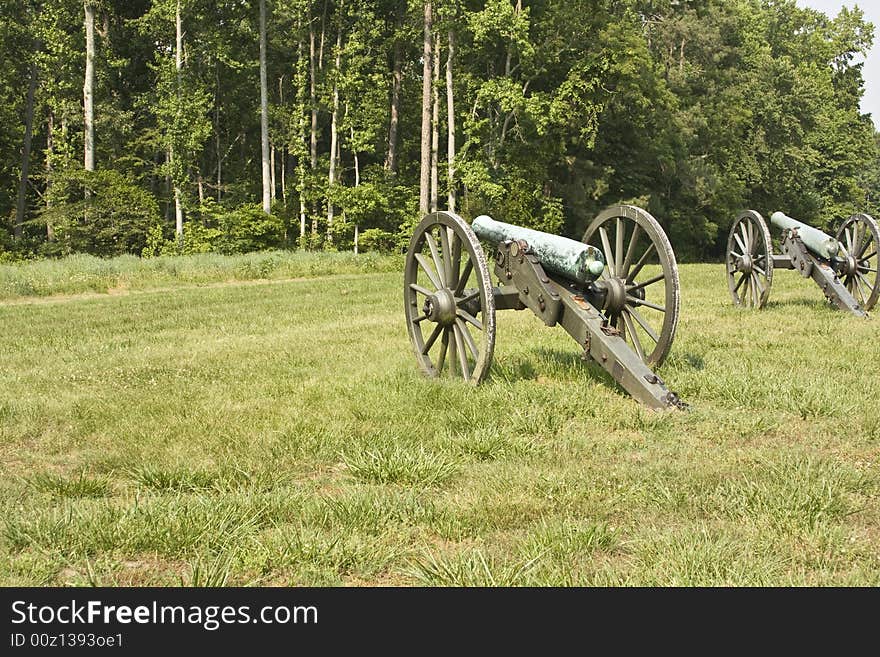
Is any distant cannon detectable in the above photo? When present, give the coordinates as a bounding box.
[403,206,685,410]
[726,210,879,317]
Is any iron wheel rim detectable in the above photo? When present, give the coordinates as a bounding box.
[726,210,773,309]
[404,211,496,384]
[836,213,880,312]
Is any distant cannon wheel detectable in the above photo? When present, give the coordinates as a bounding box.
[404,211,496,384]
[727,210,773,309]
[583,205,680,368]
[836,213,880,311]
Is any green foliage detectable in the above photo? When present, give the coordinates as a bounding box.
[143,201,285,256]
[40,169,161,257]
[0,0,878,262]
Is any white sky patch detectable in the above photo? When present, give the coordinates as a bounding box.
[796,0,879,128]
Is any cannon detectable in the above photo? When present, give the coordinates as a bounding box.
[725,210,880,317]
[403,205,685,410]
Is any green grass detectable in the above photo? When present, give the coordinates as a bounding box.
[0,258,878,586]
[0,250,401,300]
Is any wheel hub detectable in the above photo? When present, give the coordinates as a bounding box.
[602,277,629,315]
[423,289,457,326]
[843,254,859,276]
[737,254,753,274]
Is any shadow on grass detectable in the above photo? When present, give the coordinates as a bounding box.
[491,348,618,389]
[763,297,833,311]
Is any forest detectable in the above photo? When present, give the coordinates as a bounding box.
[1,0,877,261]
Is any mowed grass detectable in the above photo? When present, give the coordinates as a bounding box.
[0,260,878,586]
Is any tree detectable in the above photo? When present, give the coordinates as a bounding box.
[259,0,271,214]
[83,0,95,172]
[418,0,432,215]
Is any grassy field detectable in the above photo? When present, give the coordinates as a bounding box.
[1,257,878,586]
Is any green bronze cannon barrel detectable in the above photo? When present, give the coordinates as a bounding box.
[472,215,605,285]
[770,211,843,261]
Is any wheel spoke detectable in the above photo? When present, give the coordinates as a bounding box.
[454,257,474,295]
[753,265,767,277]
[621,223,642,278]
[851,276,865,305]
[751,272,765,300]
[414,253,443,290]
[860,249,876,261]
[734,272,747,293]
[626,296,665,313]
[856,274,872,302]
[752,272,762,307]
[457,307,483,331]
[439,226,454,287]
[626,306,660,343]
[628,243,656,282]
[599,226,616,277]
[412,314,428,324]
[425,231,447,286]
[452,324,470,380]
[410,283,434,297]
[448,329,457,376]
[456,318,480,360]
[422,324,443,355]
[855,223,866,254]
[457,289,480,306]
[733,232,748,257]
[436,328,449,373]
[615,218,624,276]
[450,231,462,289]
[845,226,854,255]
[621,311,646,361]
[627,272,664,293]
[739,274,749,305]
[746,220,755,255]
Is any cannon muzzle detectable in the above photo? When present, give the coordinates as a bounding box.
[472,215,605,285]
[770,212,844,261]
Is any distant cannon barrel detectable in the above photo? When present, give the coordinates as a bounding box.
[770,211,843,261]
[472,215,605,285]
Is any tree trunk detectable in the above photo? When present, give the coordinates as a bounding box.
[352,125,359,254]
[270,145,276,200]
[297,31,307,245]
[46,108,56,240]
[446,29,456,213]
[216,63,222,201]
[430,32,440,213]
[418,1,433,215]
[318,0,328,70]
[385,38,402,173]
[83,1,95,172]
[279,76,286,206]
[309,20,318,239]
[259,0,271,213]
[327,26,342,243]
[15,61,37,240]
[174,0,183,238]
[351,127,360,188]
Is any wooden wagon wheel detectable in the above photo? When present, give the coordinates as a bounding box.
[836,213,880,311]
[582,205,680,368]
[727,210,773,309]
[404,211,496,384]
